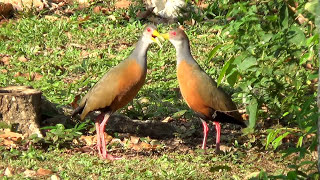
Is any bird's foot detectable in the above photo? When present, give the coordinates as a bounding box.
[101,153,122,161]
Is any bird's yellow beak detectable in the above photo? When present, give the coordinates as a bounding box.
[160,33,170,40]
[151,30,164,48]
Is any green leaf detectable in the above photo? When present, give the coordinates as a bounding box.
[297,136,303,148]
[238,57,257,71]
[272,131,290,149]
[217,57,235,87]
[280,5,288,29]
[226,68,239,86]
[305,0,319,15]
[288,26,306,47]
[207,44,222,62]
[172,110,187,118]
[306,33,319,46]
[299,53,311,65]
[247,97,258,129]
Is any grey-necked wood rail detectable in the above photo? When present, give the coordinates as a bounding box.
[162,28,246,152]
[72,25,162,160]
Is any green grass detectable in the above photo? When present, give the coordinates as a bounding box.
[0,146,304,179]
[0,9,229,120]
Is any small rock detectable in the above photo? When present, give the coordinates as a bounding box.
[51,174,60,180]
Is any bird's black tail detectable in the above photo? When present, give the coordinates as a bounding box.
[213,111,247,127]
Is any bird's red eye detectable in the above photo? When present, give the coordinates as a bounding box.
[147,28,152,32]
[171,31,177,36]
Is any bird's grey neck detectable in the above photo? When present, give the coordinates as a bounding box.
[129,37,150,68]
[175,41,194,65]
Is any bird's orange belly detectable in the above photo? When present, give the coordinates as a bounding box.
[111,60,145,111]
[177,61,210,117]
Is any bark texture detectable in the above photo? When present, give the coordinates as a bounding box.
[0,86,42,137]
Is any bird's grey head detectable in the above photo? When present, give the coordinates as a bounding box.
[140,24,161,45]
[162,27,189,49]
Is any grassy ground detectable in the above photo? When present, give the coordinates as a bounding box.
[0,1,318,179]
[0,146,306,179]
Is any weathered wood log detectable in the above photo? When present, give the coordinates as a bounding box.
[0,86,42,137]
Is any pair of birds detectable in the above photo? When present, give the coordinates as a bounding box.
[72,24,246,160]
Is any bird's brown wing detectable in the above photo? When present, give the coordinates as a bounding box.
[79,59,144,120]
[195,68,243,120]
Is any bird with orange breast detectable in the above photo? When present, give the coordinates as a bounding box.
[72,25,162,160]
[161,28,246,152]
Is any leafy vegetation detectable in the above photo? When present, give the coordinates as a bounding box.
[0,0,319,179]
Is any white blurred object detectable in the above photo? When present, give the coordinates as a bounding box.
[145,0,186,19]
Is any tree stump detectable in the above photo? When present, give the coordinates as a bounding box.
[0,86,42,137]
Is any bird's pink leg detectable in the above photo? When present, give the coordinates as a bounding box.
[201,120,209,153]
[214,121,221,151]
[95,114,104,156]
[99,113,122,160]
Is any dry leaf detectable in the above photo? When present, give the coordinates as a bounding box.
[0,3,14,19]
[18,55,28,62]
[4,167,13,177]
[44,15,59,22]
[1,56,10,65]
[219,145,232,152]
[104,133,113,144]
[70,0,89,8]
[198,3,209,9]
[101,8,110,14]
[78,15,90,22]
[71,94,80,109]
[107,15,116,21]
[80,135,95,146]
[1,69,8,73]
[0,129,23,139]
[184,19,196,25]
[24,169,37,177]
[33,72,43,80]
[70,43,86,49]
[140,142,152,149]
[2,139,18,147]
[136,7,154,19]
[244,171,260,179]
[93,6,102,14]
[115,0,131,9]
[130,136,140,144]
[37,168,53,176]
[110,138,122,145]
[1,0,43,11]
[132,144,142,151]
[139,97,149,104]
[162,117,172,123]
